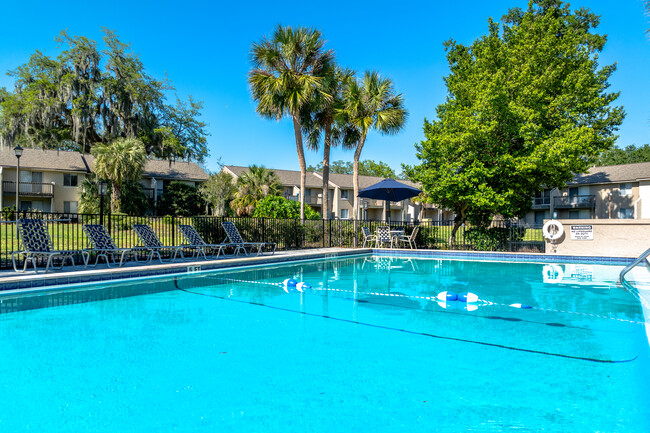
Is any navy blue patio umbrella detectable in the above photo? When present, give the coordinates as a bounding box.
[358,179,422,222]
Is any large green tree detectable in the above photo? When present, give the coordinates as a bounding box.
[249,25,334,220]
[341,71,408,221]
[596,144,650,166]
[92,137,147,213]
[404,0,624,244]
[0,29,208,162]
[200,171,236,216]
[308,159,398,178]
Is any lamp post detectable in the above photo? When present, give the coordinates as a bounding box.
[13,145,23,239]
[152,177,158,214]
[99,180,107,226]
[14,145,23,214]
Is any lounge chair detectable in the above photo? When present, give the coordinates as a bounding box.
[375,225,394,248]
[82,224,138,268]
[396,226,419,249]
[132,224,185,263]
[178,224,228,260]
[221,221,276,256]
[361,227,377,248]
[12,218,77,273]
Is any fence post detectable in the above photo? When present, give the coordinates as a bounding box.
[172,215,176,245]
[329,220,333,248]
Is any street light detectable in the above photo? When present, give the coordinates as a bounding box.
[152,177,158,214]
[13,145,23,240]
[98,180,107,226]
[14,145,23,214]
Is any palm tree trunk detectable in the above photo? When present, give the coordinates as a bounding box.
[111,185,120,213]
[353,135,366,220]
[322,122,332,221]
[352,135,366,247]
[292,115,306,221]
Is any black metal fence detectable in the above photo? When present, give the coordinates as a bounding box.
[0,210,545,270]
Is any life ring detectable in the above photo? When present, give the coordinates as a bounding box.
[542,220,564,241]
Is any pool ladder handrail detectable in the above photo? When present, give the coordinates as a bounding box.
[617,247,650,284]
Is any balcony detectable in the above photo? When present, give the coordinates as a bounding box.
[531,196,551,210]
[2,181,54,198]
[362,199,402,209]
[553,194,596,209]
[285,195,323,206]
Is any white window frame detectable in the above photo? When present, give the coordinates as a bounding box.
[63,201,79,213]
[340,190,350,200]
[340,209,349,219]
[63,173,78,187]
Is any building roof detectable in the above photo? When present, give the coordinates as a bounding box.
[224,165,324,188]
[223,165,421,190]
[569,161,650,186]
[0,147,91,173]
[0,147,209,181]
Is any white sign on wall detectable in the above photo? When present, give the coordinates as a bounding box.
[570,225,593,240]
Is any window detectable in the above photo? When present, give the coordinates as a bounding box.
[64,173,78,187]
[340,190,350,200]
[63,201,79,213]
[619,208,633,219]
[569,210,580,219]
[340,209,349,219]
[620,183,632,196]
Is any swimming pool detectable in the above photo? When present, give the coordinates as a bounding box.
[1,255,649,432]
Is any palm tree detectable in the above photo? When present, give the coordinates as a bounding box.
[248,25,334,220]
[230,165,281,216]
[302,66,356,220]
[341,71,407,231]
[92,137,147,213]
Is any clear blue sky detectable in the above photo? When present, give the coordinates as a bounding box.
[1,0,648,174]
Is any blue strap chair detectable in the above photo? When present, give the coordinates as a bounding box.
[12,218,77,273]
[82,224,138,268]
[178,224,229,260]
[361,227,378,248]
[375,225,394,248]
[221,221,276,256]
[132,224,185,263]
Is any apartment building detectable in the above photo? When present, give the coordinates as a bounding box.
[0,148,209,212]
[522,161,650,224]
[223,165,452,222]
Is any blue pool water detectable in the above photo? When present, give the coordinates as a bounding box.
[0,255,649,432]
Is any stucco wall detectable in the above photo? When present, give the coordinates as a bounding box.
[546,219,650,258]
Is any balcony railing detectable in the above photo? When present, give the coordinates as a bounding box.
[2,181,54,197]
[553,194,596,209]
[531,196,551,209]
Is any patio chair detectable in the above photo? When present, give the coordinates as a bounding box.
[82,224,138,268]
[132,224,185,263]
[375,225,394,248]
[178,224,229,260]
[221,221,276,256]
[12,218,77,273]
[361,227,377,248]
[396,226,419,249]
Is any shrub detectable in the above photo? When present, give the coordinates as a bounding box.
[252,196,320,220]
[463,226,525,251]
